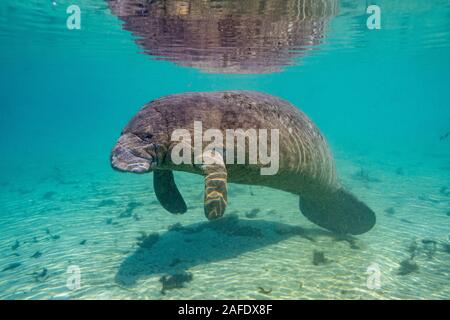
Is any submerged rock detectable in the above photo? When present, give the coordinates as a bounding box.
[439,186,450,197]
[257,287,272,294]
[442,242,450,254]
[397,259,418,275]
[421,239,437,259]
[136,232,160,249]
[42,191,56,200]
[11,240,20,250]
[245,208,260,219]
[167,223,184,232]
[312,250,330,266]
[120,201,143,218]
[44,228,60,240]
[160,271,193,294]
[98,199,117,207]
[33,268,48,282]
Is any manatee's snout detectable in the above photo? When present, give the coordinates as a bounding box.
[110,133,153,173]
[111,145,151,173]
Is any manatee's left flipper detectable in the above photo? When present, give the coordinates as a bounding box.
[153,170,187,214]
[200,152,228,220]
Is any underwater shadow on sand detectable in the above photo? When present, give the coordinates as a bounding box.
[115,215,334,286]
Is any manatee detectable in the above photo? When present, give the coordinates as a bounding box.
[111,91,376,235]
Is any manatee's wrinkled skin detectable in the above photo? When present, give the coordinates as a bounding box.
[112,91,336,193]
[108,0,338,73]
[111,91,376,235]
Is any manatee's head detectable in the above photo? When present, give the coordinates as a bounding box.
[111,128,161,174]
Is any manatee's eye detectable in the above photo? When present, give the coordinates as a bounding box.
[137,132,153,142]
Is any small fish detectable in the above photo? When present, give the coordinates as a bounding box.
[31,251,42,258]
[79,240,87,245]
[2,262,21,272]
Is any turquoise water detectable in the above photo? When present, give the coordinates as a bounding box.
[0,0,449,299]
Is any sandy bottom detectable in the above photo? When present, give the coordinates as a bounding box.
[0,150,448,300]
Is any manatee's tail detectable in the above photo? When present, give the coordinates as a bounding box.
[299,188,376,235]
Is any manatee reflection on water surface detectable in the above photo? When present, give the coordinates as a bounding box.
[108,0,338,73]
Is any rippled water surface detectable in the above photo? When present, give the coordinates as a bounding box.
[0,0,449,299]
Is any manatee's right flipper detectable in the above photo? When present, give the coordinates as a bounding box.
[197,148,228,220]
[202,163,228,220]
[153,170,187,214]
[299,188,376,235]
